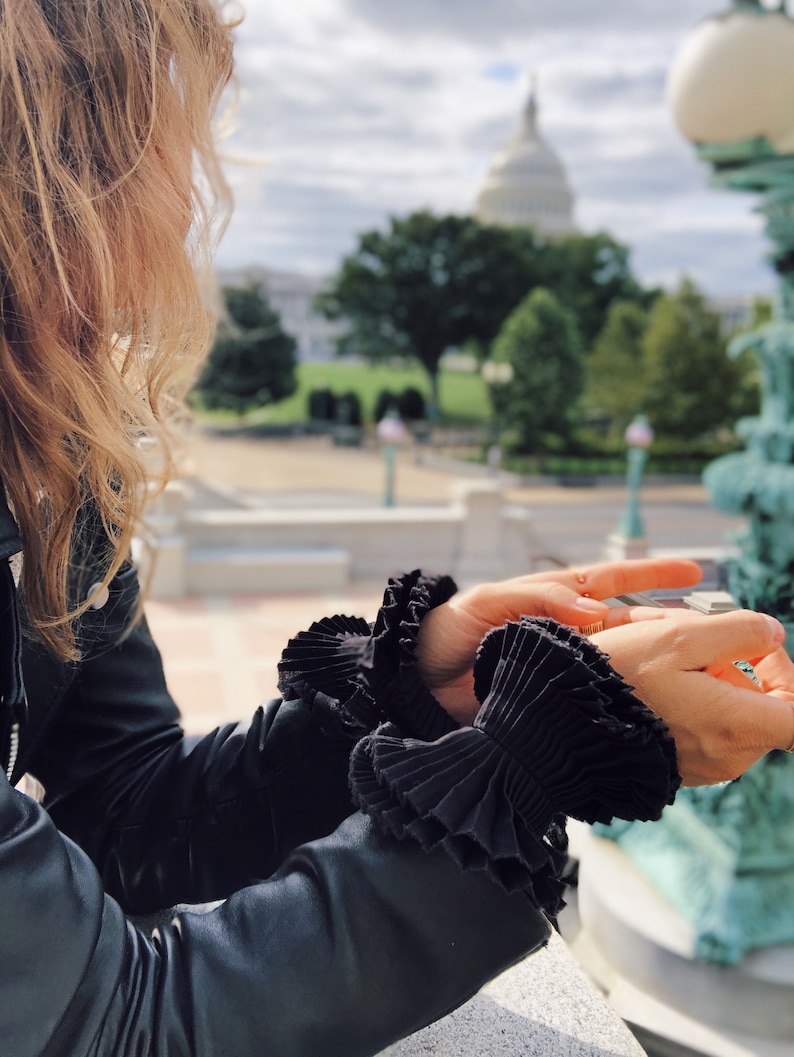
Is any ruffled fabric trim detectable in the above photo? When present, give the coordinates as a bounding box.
[350,732,569,913]
[361,570,459,741]
[473,618,680,825]
[277,614,381,740]
[351,617,680,913]
[277,572,459,744]
[278,614,373,701]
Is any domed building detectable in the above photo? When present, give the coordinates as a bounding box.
[475,89,576,238]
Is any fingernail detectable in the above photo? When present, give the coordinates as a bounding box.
[765,614,786,645]
[575,597,608,615]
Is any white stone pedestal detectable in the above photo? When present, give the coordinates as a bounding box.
[571,827,794,1057]
[602,533,651,561]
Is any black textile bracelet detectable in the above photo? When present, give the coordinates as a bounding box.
[278,571,459,742]
[351,618,680,913]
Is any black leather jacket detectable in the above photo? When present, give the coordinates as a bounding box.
[0,504,680,1056]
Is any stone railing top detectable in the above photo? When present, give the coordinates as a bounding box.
[379,930,646,1057]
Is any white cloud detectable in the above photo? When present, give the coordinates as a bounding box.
[216,1,778,295]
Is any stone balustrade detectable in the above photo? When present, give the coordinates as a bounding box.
[139,476,551,597]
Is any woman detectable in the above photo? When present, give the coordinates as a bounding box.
[1,2,793,1056]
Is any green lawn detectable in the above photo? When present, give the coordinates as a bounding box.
[214,361,491,426]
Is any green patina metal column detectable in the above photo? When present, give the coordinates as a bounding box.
[703,147,794,624]
[616,415,654,539]
[594,0,794,967]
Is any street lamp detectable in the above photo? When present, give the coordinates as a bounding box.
[603,414,654,559]
[375,410,409,508]
[481,360,514,470]
[584,8,794,1046]
[480,360,515,387]
[617,414,654,539]
[667,0,794,627]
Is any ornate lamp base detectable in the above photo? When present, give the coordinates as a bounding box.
[592,753,794,964]
[569,818,794,1057]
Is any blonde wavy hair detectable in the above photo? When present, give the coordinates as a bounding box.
[0,0,235,659]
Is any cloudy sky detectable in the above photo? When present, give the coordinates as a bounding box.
[215,0,789,297]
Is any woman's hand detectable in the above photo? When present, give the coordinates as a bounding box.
[591,610,794,785]
[415,558,702,722]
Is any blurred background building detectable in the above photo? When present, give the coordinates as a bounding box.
[474,85,577,237]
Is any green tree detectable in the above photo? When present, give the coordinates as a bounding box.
[492,287,585,452]
[721,297,764,423]
[642,277,749,441]
[749,296,773,329]
[317,211,547,415]
[543,232,651,350]
[195,285,297,414]
[584,300,649,433]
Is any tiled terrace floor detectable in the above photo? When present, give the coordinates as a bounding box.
[144,585,385,735]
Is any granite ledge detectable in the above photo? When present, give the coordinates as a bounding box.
[378,930,647,1057]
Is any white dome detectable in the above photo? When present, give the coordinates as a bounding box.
[475,94,576,238]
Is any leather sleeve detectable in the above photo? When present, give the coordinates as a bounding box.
[28,567,465,917]
[27,569,361,915]
[0,773,550,1057]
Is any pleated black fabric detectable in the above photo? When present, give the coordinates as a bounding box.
[351,617,680,916]
[278,570,458,742]
[279,573,680,918]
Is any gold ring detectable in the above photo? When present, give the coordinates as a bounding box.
[579,620,604,636]
[573,571,592,596]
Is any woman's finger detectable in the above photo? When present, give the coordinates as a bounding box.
[460,579,610,626]
[600,605,700,630]
[525,558,703,599]
[596,608,785,671]
[706,660,762,692]
[752,647,794,702]
[465,559,704,632]
[674,609,785,669]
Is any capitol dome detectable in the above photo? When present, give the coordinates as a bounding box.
[475,91,576,238]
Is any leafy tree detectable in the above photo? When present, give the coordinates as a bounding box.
[317,211,547,414]
[491,287,585,452]
[584,300,649,433]
[195,285,297,414]
[720,297,764,424]
[749,296,773,330]
[542,232,651,349]
[642,277,751,441]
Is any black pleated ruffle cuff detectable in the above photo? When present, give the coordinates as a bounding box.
[350,617,681,914]
[362,569,459,741]
[277,571,459,743]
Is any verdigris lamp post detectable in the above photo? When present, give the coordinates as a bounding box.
[604,414,655,560]
[576,6,794,1053]
[619,415,655,538]
[669,0,794,628]
[481,358,514,473]
[376,410,408,508]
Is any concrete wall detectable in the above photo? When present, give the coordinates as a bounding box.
[141,478,550,597]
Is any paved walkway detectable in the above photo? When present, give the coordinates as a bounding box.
[146,430,747,733]
[145,584,385,736]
